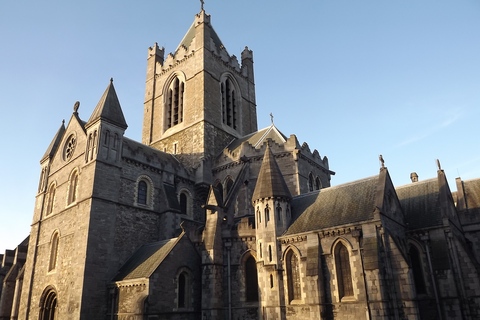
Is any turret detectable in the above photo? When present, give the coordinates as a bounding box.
[85,79,127,165]
[251,141,291,319]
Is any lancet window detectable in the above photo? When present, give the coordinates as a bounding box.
[409,244,426,294]
[167,77,184,129]
[49,232,59,272]
[287,250,301,302]
[335,242,353,299]
[67,169,79,205]
[221,77,237,129]
[245,255,259,302]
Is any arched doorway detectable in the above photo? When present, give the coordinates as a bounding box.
[40,287,57,320]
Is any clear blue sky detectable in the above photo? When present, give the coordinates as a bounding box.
[1,0,479,252]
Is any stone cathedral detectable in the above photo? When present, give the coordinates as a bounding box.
[2,8,480,320]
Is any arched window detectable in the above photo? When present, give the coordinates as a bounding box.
[265,205,270,226]
[177,272,190,308]
[221,77,237,129]
[40,288,57,320]
[167,77,184,129]
[315,177,321,190]
[245,255,258,302]
[257,207,261,224]
[409,244,426,294]
[287,250,301,302]
[225,177,234,198]
[276,204,282,223]
[38,167,47,193]
[268,245,272,262]
[308,173,314,192]
[180,193,187,215]
[335,242,353,299]
[46,184,56,216]
[104,130,110,146]
[92,130,98,159]
[67,170,79,205]
[138,181,147,205]
[49,232,59,272]
[214,182,224,205]
[135,176,154,208]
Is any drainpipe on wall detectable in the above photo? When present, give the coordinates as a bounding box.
[225,241,232,320]
[421,235,443,320]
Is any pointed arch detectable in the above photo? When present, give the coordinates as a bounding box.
[46,182,56,216]
[244,254,259,302]
[224,176,234,199]
[67,169,79,205]
[315,177,321,190]
[49,231,60,272]
[164,72,186,130]
[286,248,301,302]
[334,241,353,300]
[409,242,427,294]
[176,267,193,309]
[308,173,314,192]
[214,180,224,205]
[39,286,57,320]
[179,189,192,217]
[220,73,242,130]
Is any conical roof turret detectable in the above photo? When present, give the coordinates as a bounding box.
[252,142,291,202]
[86,79,127,129]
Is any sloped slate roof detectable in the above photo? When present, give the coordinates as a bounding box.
[225,124,288,154]
[396,179,442,230]
[252,145,291,201]
[463,178,480,215]
[113,237,178,281]
[285,176,379,235]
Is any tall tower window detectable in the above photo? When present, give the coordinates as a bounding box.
[167,77,184,129]
[335,242,353,300]
[221,77,237,129]
[287,250,301,302]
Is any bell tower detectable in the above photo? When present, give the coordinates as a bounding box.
[142,9,257,169]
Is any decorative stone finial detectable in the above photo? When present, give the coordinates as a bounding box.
[200,0,204,11]
[73,101,80,113]
[436,159,442,170]
[62,119,65,125]
[379,154,385,168]
[110,77,114,83]
[270,113,274,124]
[410,172,418,183]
